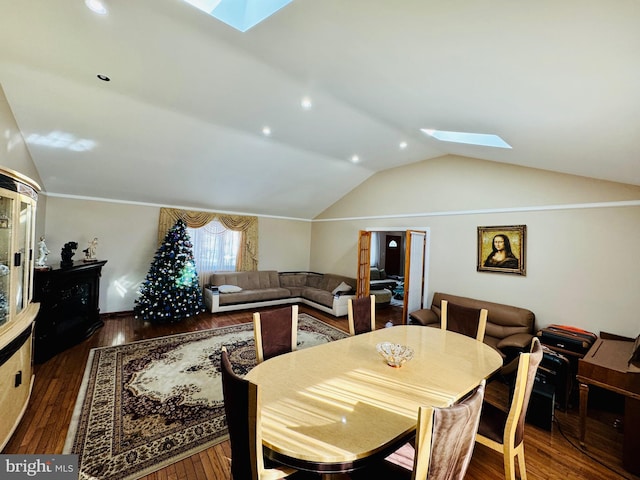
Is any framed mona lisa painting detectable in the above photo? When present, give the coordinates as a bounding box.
[477,225,526,276]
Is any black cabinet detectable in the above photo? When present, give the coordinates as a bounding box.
[33,260,107,363]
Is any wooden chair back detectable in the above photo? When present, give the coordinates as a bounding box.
[413,380,486,480]
[220,346,296,480]
[348,295,376,336]
[441,300,488,342]
[475,337,543,480]
[253,305,298,363]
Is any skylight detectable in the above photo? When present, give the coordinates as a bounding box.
[183,0,293,32]
[420,129,512,149]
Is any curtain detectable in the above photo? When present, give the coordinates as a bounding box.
[187,222,240,288]
[158,208,258,274]
[370,232,380,267]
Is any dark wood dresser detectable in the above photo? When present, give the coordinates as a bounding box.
[33,260,107,363]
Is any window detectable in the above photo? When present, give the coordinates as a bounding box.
[187,220,241,286]
[158,207,258,280]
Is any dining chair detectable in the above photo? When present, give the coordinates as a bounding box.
[440,299,488,342]
[352,380,486,480]
[347,295,376,336]
[253,305,298,363]
[220,346,298,480]
[475,337,543,480]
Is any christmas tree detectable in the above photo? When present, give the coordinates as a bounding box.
[134,219,205,322]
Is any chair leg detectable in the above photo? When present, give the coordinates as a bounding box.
[517,449,527,480]
[504,452,517,480]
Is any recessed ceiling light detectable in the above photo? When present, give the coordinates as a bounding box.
[350,155,360,163]
[262,126,271,136]
[85,0,108,15]
[300,96,313,110]
[420,128,512,149]
[399,141,408,150]
[97,74,111,81]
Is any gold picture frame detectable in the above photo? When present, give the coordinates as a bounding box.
[477,225,526,276]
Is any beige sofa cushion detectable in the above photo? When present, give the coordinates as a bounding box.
[211,270,281,290]
[218,288,291,305]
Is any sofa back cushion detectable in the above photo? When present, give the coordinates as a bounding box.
[211,270,280,290]
[279,273,308,288]
[304,273,325,289]
[432,292,534,340]
[322,274,356,293]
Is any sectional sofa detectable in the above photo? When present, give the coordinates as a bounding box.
[203,270,357,317]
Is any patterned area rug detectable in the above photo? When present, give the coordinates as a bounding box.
[63,313,348,480]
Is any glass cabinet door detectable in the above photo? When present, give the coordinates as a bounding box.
[15,200,33,316]
[0,194,12,327]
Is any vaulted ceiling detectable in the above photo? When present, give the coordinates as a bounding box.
[1,0,638,219]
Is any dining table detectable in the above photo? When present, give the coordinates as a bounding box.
[244,324,503,474]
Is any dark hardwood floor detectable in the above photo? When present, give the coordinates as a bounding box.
[4,304,638,480]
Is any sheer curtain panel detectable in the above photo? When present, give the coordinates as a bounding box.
[187,221,240,288]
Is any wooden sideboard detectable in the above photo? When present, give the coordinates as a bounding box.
[578,338,640,475]
[33,260,107,363]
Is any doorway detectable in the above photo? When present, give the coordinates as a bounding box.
[357,228,430,324]
[384,234,403,276]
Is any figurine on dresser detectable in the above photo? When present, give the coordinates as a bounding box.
[36,236,51,270]
[83,237,99,262]
[60,241,78,268]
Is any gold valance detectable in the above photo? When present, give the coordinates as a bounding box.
[158,207,258,271]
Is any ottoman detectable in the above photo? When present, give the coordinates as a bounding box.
[371,289,392,305]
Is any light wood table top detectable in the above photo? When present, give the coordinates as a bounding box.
[245,325,503,473]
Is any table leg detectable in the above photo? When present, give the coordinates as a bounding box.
[579,382,589,446]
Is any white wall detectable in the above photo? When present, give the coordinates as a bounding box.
[40,196,312,313]
[312,155,640,338]
[0,83,45,234]
[256,216,311,272]
[40,197,159,314]
[0,84,42,187]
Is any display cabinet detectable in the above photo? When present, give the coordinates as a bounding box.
[0,167,39,451]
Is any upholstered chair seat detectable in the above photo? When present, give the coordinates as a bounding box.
[476,401,508,444]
